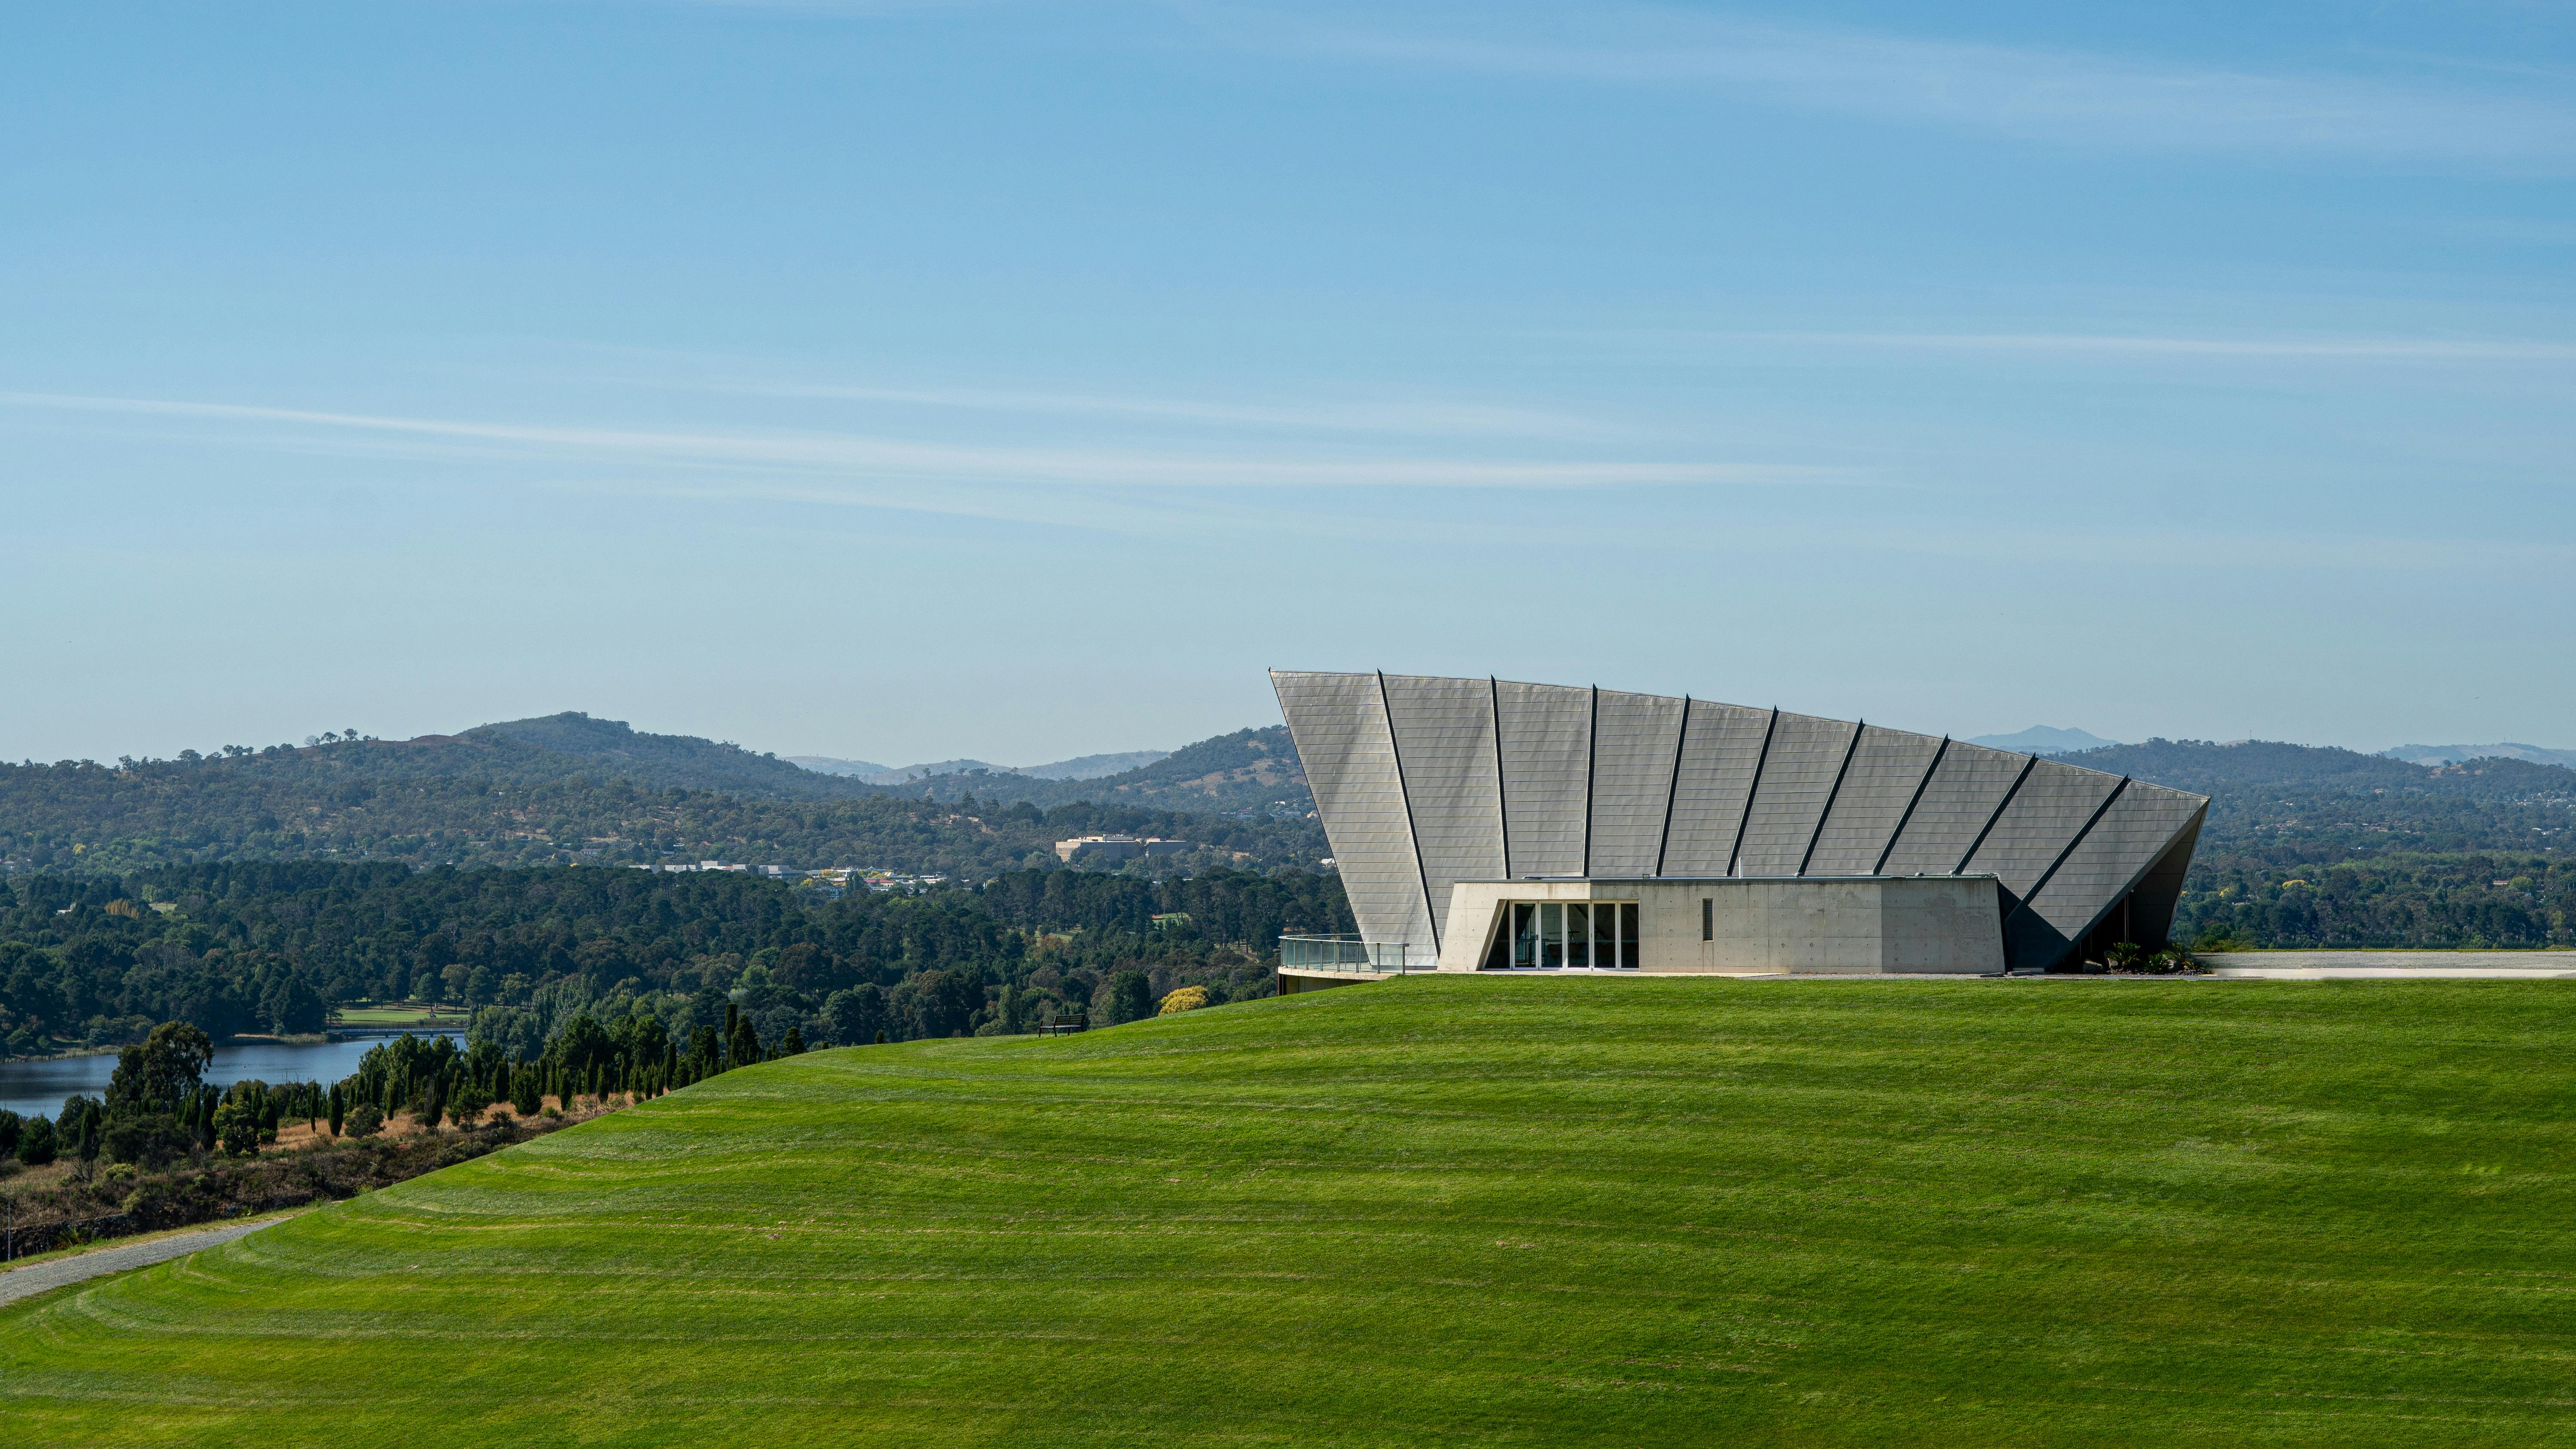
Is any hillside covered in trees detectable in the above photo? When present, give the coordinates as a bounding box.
[0,862,1354,1061]
[2066,738,2576,863]
[8,722,2573,1015]
[2056,740,2576,950]
[2170,851,2573,952]
[0,718,1326,877]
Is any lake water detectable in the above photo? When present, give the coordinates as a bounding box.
[0,1033,465,1122]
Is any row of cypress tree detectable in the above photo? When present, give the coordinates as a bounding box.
[324,1002,806,1137]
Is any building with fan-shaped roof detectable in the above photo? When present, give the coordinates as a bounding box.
[1272,670,2206,985]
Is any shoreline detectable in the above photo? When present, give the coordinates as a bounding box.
[4,1023,465,1067]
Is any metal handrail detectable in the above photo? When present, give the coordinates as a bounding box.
[1278,935,1410,974]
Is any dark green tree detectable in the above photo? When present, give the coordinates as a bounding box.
[1103,971,1153,1026]
[105,1022,215,1119]
[822,984,886,1046]
[16,1115,57,1166]
[102,1111,189,1168]
[211,1098,258,1156]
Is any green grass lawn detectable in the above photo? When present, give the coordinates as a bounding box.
[5,976,2573,1447]
[332,1003,456,1025]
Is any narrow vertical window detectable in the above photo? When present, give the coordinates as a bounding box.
[1540,902,1564,968]
[1619,902,1640,969]
[1591,902,1615,969]
[1513,903,1538,967]
[1702,897,1713,941]
[1566,903,1591,967]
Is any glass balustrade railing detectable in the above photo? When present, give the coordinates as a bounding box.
[1278,935,1411,973]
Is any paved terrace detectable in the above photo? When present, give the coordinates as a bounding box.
[1282,952,2576,988]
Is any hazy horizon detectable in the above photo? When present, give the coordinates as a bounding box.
[18,698,2567,774]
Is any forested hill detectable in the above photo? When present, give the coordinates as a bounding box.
[2046,739,2576,950]
[155,714,877,803]
[468,712,874,800]
[2054,739,2576,863]
[0,863,1354,1059]
[1,719,1325,876]
[868,726,1311,815]
[2067,738,2576,799]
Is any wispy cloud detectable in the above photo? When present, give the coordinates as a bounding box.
[1199,3,2576,167]
[1692,332,2576,362]
[0,390,1831,494]
[696,378,1619,440]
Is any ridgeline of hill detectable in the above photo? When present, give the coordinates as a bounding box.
[863,725,1311,814]
[0,715,1324,878]
[2066,737,2576,860]
[5,975,2573,1446]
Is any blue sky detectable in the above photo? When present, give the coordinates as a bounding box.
[6,1,2572,765]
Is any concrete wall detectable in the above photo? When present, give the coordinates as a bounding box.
[1434,876,2005,976]
[1278,969,1373,995]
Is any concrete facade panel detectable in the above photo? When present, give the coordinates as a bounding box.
[1962,760,2123,899]
[1803,726,1944,876]
[1434,876,2003,975]
[1876,743,2030,876]
[2122,813,2202,951]
[1495,680,1593,878]
[1382,673,1507,948]
[1271,671,1434,957]
[1732,713,1859,876]
[2024,783,2206,941]
[1659,703,1773,876]
[1587,689,1687,876]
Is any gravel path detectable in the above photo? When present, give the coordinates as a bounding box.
[0,1218,282,1309]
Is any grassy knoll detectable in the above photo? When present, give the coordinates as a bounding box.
[3,976,2573,1447]
[332,1003,460,1026]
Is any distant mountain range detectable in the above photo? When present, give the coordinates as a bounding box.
[405,717,1284,810]
[781,755,893,779]
[1948,727,2576,772]
[862,729,1303,814]
[1019,750,1173,781]
[2380,742,2576,770]
[787,749,1173,786]
[0,712,1322,876]
[1963,726,2123,755]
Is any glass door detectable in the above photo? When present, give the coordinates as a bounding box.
[1482,900,1646,969]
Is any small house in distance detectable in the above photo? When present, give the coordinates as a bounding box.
[1055,835,1191,864]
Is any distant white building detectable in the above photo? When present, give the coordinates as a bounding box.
[1054,835,1191,864]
